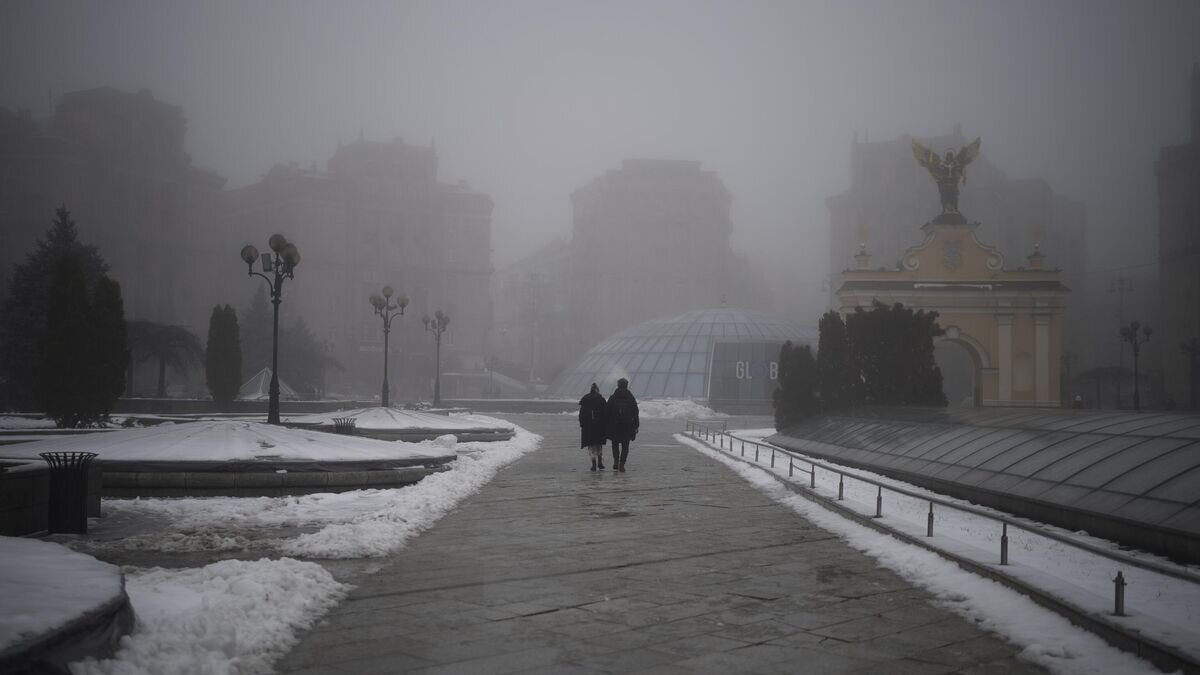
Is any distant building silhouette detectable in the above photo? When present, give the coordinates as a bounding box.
[225,138,494,399]
[0,87,226,335]
[1156,64,1200,407]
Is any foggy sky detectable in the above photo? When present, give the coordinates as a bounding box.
[3,0,1198,307]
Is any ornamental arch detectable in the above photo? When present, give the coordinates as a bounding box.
[837,220,1068,407]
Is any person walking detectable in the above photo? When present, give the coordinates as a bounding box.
[579,382,607,471]
[606,377,639,472]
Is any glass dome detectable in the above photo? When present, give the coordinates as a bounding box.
[550,308,815,399]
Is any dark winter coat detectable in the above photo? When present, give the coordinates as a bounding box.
[606,387,639,443]
[579,391,608,448]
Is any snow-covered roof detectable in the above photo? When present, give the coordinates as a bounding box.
[0,420,449,464]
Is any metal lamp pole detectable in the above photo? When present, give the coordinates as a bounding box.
[1120,320,1152,412]
[239,234,301,425]
[423,310,449,407]
[369,286,408,408]
[1183,338,1200,411]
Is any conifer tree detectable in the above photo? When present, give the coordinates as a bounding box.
[773,341,819,429]
[816,310,853,411]
[206,305,242,409]
[89,276,129,419]
[41,256,93,426]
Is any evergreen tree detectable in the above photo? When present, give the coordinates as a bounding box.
[88,276,128,419]
[816,310,853,411]
[41,256,93,427]
[0,208,107,408]
[206,305,242,408]
[844,301,946,407]
[280,315,341,398]
[773,341,819,429]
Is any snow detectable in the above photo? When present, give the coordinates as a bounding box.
[637,399,728,419]
[0,536,124,652]
[286,406,514,432]
[678,431,1185,674]
[0,420,450,463]
[71,558,347,675]
[87,425,543,558]
[0,415,57,429]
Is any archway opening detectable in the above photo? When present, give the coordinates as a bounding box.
[935,339,981,408]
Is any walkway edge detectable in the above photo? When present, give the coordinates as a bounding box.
[678,433,1200,675]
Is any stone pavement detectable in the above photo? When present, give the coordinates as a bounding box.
[277,415,1044,674]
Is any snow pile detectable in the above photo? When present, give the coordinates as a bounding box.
[72,558,347,675]
[0,420,449,463]
[0,416,56,429]
[677,433,1168,675]
[287,407,513,433]
[0,537,124,651]
[95,426,543,558]
[638,399,728,419]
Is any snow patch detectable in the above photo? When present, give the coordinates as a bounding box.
[71,558,347,675]
[638,399,728,419]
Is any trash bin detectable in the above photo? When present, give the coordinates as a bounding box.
[332,417,357,435]
[40,451,98,535]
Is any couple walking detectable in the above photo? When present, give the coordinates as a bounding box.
[578,378,640,472]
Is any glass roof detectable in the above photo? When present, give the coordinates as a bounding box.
[550,308,815,399]
[770,407,1200,536]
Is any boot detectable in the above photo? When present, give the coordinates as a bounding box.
[590,459,596,471]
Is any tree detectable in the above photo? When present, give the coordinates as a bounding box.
[206,305,242,409]
[89,276,129,419]
[845,301,946,407]
[40,256,93,426]
[127,321,204,398]
[240,286,272,374]
[773,341,819,429]
[817,310,853,411]
[0,208,107,408]
[280,315,341,398]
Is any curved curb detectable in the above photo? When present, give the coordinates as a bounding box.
[0,578,134,675]
[696,438,1200,675]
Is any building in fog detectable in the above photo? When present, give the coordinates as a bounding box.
[225,138,494,399]
[827,128,1101,401]
[1157,64,1200,408]
[565,159,767,359]
[0,88,227,340]
[491,237,574,390]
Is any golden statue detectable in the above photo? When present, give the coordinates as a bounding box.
[912,137,981,217]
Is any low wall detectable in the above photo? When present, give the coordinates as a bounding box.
[0,462,48,536]
[113,398,367,415]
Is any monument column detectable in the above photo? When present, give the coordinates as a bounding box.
[1035,313,1051,404]
[997,313,1014,401]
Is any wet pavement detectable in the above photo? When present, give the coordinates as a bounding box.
[276,414,1043,674]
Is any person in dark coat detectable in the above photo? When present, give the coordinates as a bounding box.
[606,378,639,472]
[579,383,608,471]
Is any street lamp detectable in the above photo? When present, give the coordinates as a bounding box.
[369,285,408,408]
[239,234,300,425]
[423,310,450,407]
[1120,320,1152,412]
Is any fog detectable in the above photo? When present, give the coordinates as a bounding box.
[2,0,1199,400]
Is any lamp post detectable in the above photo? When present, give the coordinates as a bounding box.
[239,234,301,425]
[369,286,409,408]
[1120,320,1152,412]
[423,310,449,407]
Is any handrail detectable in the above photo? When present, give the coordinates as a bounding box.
[682,419,1200,585]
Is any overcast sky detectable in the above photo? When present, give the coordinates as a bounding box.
[3,0,1198,288]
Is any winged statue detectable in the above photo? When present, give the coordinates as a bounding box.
[912,136,981,216]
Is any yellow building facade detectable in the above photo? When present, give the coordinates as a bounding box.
[837,220,1068,407]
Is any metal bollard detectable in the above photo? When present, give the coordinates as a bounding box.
[810,465,815,489]
[1113,571,1126,616]
[755,445,760,462]
[874,486,882,518]
[927,502,934,537]
[741,439,745,454]
[720,434,724,449]
[838,474,844,500]
[1001,523,1009,566]
[789,458,794,477]
[771,448,775,468]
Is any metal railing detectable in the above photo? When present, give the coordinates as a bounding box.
[683,419,1200,600]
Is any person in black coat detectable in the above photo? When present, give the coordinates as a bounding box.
[579,382,608,471]
[606,378,639,472]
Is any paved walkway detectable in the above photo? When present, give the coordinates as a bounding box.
[278,415,1043,674]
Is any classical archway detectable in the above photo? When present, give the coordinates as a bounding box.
[935,333,986,407]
